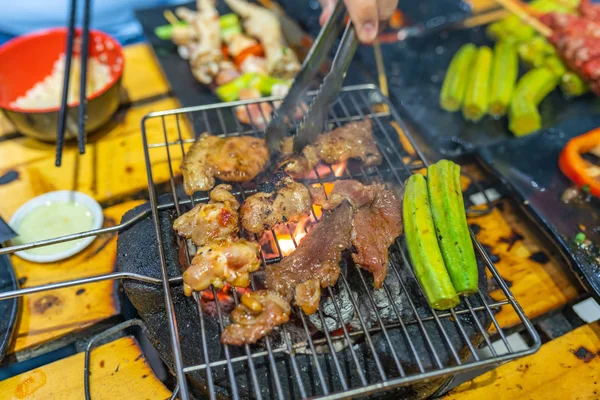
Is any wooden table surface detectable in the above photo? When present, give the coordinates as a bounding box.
[0,1,596,398]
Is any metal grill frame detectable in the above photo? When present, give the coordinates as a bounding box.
[139,84,540,399]
[0,84,541,400]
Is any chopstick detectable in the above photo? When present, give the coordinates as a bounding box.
[493,0,552,37]
[56,0,92,166]
[56,0,78,166]
[78,0,92,155]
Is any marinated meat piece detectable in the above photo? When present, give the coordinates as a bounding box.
[294,279,321,315]
[173,184,240,246]
[309,180,380,210]
[282,120,382,177]
[235,88,273,128]
[176,0,222,84]
[579,0,600,22]
[315,119,382,166]
[351,188,403,289]
[280,141,320,176]
[265,202,353,313]
[221,290,291,345]
[225,0,300,78]
[240,172,312,234]
[181,132,269,195]
[183,239,261,295]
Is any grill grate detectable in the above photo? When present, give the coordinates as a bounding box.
[139,84,540,400]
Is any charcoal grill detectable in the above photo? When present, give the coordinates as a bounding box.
[0,84,540,400]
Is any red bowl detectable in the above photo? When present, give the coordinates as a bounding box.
[0,27,124,141]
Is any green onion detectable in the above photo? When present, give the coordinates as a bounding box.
[220,14,241,29]
[252,75,289,96]
[154,22,188,40]
[574,232,586,246]
[215,73,259,102]
[582,184,591,194]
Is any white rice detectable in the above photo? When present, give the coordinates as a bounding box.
[10,54,113,109]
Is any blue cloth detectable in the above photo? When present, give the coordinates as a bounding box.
[0,0,188,45]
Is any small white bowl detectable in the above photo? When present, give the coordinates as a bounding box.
[9,190,104,263]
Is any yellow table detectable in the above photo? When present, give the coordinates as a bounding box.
[0,2,593,396]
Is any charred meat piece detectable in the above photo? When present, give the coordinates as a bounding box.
[282,120,382,177]
[309,180,380,210]
[221,290,291,345]
[265,202,353,314]
[181,133,269,195]
[311,179,403,288]
[240,172,312,234]
[173,184,240,247]
[183,239,261,295]
[351,187,403,289]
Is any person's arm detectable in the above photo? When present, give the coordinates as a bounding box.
[318,0,398,44]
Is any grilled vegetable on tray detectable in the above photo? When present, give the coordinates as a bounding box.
[559,127,600,198]
[489,41,519,118]
[440,43,476,112]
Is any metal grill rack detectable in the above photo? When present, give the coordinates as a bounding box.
[0,84,540,400]
[139,84,540,399]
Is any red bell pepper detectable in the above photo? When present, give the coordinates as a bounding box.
[234,44,265,67]
[558,127,600,197]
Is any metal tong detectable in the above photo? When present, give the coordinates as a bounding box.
[264,0,359,154]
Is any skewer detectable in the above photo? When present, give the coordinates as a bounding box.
[493,0,553,37]
[163,10,180,26]
[56,0,78,166]
[78,0,91,155]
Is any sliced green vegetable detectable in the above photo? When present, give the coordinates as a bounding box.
[428,160,479,295]
[574,232,586,246]
[440,43,477,112]
[154,22,188,40]
[215,73,259,102]
[545,55,567,77]
[561,72,589,97]
[462,46,493,122]
[403,174,460,311]
[221,25,242,41]
[220,13,241,29]
[251,75,290,96]
[508,96,542,136]
[489,41,518,118]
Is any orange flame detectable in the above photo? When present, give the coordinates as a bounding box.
[275,215,314,257]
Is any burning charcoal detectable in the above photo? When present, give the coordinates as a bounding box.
[117,199,494,400]
[307,277,355,332]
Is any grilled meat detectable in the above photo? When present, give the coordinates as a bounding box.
[540,7,600,95]
[235,88,273,129]
[351,187,403,289]
[311,179,403,288]
[282,120,382,177]
[173,184,240,247]
[265,202,354,314]
[240,172,312,234]
[309,180,380,210]
[221,290,291,345]
[224,0,300,78]
[176,0,222,84]
[181,133,269,195]
[183,239,261,295]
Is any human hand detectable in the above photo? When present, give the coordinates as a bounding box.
[318,0,398,44]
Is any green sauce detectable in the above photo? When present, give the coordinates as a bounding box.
[13,200,95,256]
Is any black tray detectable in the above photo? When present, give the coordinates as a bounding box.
[0,253,18,362]
[478,116,600,299]
[360,22,600,159]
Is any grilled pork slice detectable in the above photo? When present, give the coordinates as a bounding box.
[265,202,353,314]
[221,290,291,345]
[181,132,269,195]
[351,187,403,289]
[173,184,240,247]
[183,239,261,295]
[282,119,382,177]
[311,179,403,288]
[309,180,380,210]
[240,172,312,234]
